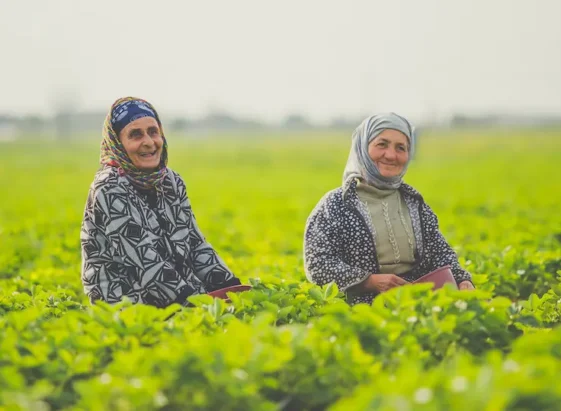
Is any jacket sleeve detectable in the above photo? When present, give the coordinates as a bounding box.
[421,202,473,285]
[80,184,203,307]
[178,179,241,292]
[80,185,127,305]
[303,195,372,292]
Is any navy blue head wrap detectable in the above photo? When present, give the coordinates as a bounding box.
[111,99,158,136]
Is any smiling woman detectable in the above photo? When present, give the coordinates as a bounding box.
[304,113,475,306]
[368,129,410,177]
[119,117,164,172]
[80,97,241,308]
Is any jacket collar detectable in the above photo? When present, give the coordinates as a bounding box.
[342,177,423,203]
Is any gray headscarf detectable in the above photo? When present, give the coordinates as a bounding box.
[342,112,416,190]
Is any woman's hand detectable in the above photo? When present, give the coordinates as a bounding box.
[366,274,408,293]
[458,281,475,291]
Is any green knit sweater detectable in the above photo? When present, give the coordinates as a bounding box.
[356,181,417,275]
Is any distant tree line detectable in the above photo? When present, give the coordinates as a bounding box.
[1,110,560,141]
[0,110,368,141]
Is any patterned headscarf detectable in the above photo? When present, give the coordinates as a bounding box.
[342,113,416,190]
[111,99,157,136]
[100,97,168,190]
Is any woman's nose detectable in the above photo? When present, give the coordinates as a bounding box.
[383,148,397,159]
[141,134,154,146]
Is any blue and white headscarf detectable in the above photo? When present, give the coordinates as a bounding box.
[342,113,416,190]
[111,99,158,136]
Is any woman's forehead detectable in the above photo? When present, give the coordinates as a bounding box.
[373,128,409,143]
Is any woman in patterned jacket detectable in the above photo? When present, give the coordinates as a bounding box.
[80,97,241,307]
[304,113,474,305]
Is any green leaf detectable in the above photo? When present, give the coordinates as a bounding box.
[187,294,214,307]
[227,291,241,306]
[278,306,293,320]
[528,293,541,310]
[324,282,339,300]
[309,288,324,303]
[209,297,226,319]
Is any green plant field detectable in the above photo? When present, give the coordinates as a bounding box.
[1,128,560,410]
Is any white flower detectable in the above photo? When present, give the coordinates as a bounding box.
[99,373,112,385]
[503,359,520,372]
[414,388,433,404]
[432,306,442,313]
[407,316,418,324]
[451,376,468,392]
[154,392,168,407]
[329,336,337,343]
[516,270,526,275]
[130,378,142,389]
[233,369,248,380]
[455,300,468,311]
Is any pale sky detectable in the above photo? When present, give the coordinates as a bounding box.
[1,0,560,123]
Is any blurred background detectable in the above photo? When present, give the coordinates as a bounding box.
[1,0,561,141]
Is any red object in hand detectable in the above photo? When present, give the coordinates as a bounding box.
[207,285,252,302]
[412,266,458,290]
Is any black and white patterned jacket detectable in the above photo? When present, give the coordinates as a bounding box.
[303,179,472,305]
[80,167,240,308]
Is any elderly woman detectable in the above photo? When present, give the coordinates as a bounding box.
[80,97,241,307]
[304,113,474,305]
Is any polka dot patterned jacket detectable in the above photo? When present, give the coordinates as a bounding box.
[304,178,473,305]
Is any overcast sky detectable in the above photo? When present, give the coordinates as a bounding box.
[1,0,560,123]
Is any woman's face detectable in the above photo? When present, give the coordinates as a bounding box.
[368,129,410,178]
[119,117,164,171]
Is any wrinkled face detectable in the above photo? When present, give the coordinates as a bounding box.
[368,129,410,177]
[119,117,164,172]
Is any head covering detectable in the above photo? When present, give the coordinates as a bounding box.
[342,113,416,190]
[100,97,168,190]
[111,99,158,136]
